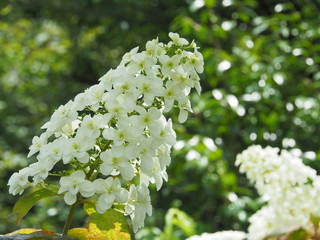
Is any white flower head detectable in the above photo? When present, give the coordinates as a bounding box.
[8,32,203,233]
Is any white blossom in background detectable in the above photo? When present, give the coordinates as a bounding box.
[8,32,203,232]
[236,145,320,240]
[186,230,246,240]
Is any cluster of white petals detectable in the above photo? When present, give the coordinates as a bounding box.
[236,145,320,240]
[8,32,203,232]
[186,231,246,240]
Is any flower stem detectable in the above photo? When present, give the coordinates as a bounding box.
[62,195,80,236]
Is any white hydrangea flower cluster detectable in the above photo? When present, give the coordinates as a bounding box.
[186,230,246,240]
[236,145,320,240]
[8,32,203,232]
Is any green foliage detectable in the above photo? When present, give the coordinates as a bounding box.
[1,0,320,238]
[67,203,131,240]
[161,208,196,239]
[286,229,311,240]
[135,208,196,240]
[9,188,59,224]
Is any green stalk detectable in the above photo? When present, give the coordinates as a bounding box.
[62,140,111,235]
[62,194,80,235]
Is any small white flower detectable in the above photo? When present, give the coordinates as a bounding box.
[129,52,155,73]
[152,117,176,146]
[159,55,181,76]
[130,106,162,135]
[120,46,139,66]
[141,157,168,190]
[125,184,152,233]
[63,136,95,164]
[169,32,189,46]
[185,50,204,74]
[58,171,95,205]
[77,114,110,139]
[29,160,55,185]
[84,84,105,110]
[94,177,128,214]
[28,133,48,158]
[136,75,165,106]
[42,101,77,134]
[100,146,135,181]
[8,167,32,195]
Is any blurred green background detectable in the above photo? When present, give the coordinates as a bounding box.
[1,0,320,239]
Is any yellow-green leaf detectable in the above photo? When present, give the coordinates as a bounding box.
[67,228,89,240]
[3,228,40,235]
[68,202,131,240]
[1,228,77,240]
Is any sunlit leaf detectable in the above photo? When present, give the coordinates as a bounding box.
[67,202,131,240]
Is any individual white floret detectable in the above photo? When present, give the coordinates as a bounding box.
[77,114,110,139]
[128,52,155,73]
[156,144,172,169]
[169,32,189,46]
[136,75,165,106]
[99,68,121,91]
[140,157,168,190]
[94,177,129,214]
[103,93,136,118]
[171,65,194,89]
[72,92,87,111]
[119,46,139,66]
[8,167,32,195]
[63,136,95,164]
[145,39,165,58]
[103,120,139,146]
[112,74,138,97]
[100,146,135,181]
[130,106,162,135]
[151,117,176,147]
[162,81,182,113]
[125,184,152,233]
[85,84,105,111]
[29,159,55,186]
[58,171,95,205]
[158,55,181,76]
[59,119,81,138]
[27,133,48,158]
[185,50,204,74]
[42,100,77,134]
[134,137,158,173]
[37,137,66,162]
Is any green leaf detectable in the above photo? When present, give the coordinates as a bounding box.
[67,202,131,240]
[9,188,59,224]
[204,0,216,8]
[162,208,196,239]
[286,228,311,240]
